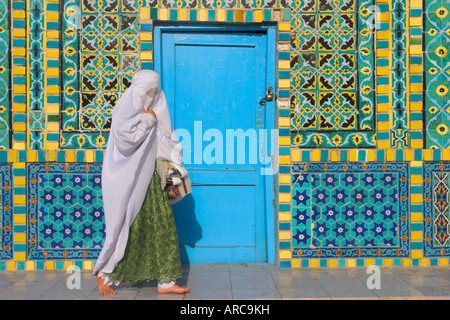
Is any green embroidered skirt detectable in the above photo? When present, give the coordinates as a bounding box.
[103,168,182,283]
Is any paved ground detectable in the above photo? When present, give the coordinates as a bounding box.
[1,264,450,300]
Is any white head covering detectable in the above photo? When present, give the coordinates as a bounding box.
[93,70,183,278]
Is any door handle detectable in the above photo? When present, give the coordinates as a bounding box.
[259,85,275,107]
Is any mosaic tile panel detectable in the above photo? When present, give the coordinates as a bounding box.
[423,162,450,257]
[61,0,140,149]
[289,0,376,148]
[291,162,410,258]
[0,1,10,149]
[0,164,13,260]
[424,0,450,148]
[27,163,105,260]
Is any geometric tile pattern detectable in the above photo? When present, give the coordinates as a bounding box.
[289,0,376,148]
[291,162,410,258]
[0,1,10,149]
[424,0,450,148]
[0,164,13,260]
[61,0,140,149]
[27,163,104,260]
[423,162,450,257]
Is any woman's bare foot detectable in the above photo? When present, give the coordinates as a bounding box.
[96,274,117,295]
[157,283,190,294]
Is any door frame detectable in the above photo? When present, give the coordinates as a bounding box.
[153,22,277,265]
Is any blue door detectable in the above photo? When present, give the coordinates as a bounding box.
[154,25,276,264]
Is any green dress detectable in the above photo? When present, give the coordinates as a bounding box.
[103,167,183,283]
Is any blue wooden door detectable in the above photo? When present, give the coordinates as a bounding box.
[154,25,276,264]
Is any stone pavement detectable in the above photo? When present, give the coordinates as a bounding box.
[1,264,450,300]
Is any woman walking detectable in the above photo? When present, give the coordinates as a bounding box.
[93,70,189,295]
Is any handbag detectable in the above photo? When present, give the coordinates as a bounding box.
[158,159,191,203]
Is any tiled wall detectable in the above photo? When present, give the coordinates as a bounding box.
[0,0,449,270]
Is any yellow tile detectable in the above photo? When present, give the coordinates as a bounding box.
[410,84,423,92]
[14,177,25,186]
[46,261,55,270]
[47,105,60,114]
[47,30,59,39]
[26,261,35,271]
[312,149,320,162]
[140,32,152,41]
[410,65,422,74]
[378,12,389,21]
[278,79,290,88]
[279,193,291,203]
[84,261,93,270]
[139,7,149,20]
[410,121,423,130]
[424,149,432,161]
[14,215,26,224]
[13,67,25,75]
[411,195,422,203]
[47,122,59,132]
[443,149,450,161]
[140,51,153,61]
[46,142,59,150]
[403,259,411,266]
[254,10,263,22]
[405,149,413,161]
[410,0,422,8]
[347,259,356,267]
[179,9,188,21]
[377,122,390,131]
[410,17,422,27]
[411,231,423,241]
[14,234,26,243]
[64,261,74,269]
[48,150,56,161]
[411,176,422,185]
[13,85,26,94]
[329,259,337,267]
[439,258,449,267]
[86,150,94,163]
[411,140,423,148]
[160,8,168,20]
[279,155,290,165]
[47,68,59,77]
[14,195,26,205]
[331,150,339,162]
[8,150,16,162]
[377,31,390,40]
[13,253,26,261]
[291,149,300,162]
[377,140,390,149]
[46,12,60,21]
[377,86,390,94]
[278,60,290,69]
[409,102,423,111]
[217,9,225,22]
[349,150,357,162]
[376,49,389,57]
[12,29,25,38]
[411,160,423,167]
[384,259,392,266]
[377,68,389,76]
[278,117,290,127]
[47,49,59,58]
[279,250,292,259]
[410,46,422,55]
[199,9,207,21]
[420,258,429,267]
[386,149,395,161]
[279,213,291,222]
[365,259,374,266]
[13,162,26,169]
[279,230,290,240]
[7,261,16,271]
[279,137,290,146]
[368,150,375,161]
[67,150,75,162]
[13,103,26,113]
[411,250,423,259]
[13,123,26,131]
[279,174,290,184]
[278,23,290,31]
[291,259,300,268]
[12,10,25,19]
[310,259,319,268]
[377,104,390,113]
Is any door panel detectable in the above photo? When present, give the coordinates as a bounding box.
[156,28,270,264]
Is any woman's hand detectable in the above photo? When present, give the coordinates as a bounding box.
[144,109,157,120]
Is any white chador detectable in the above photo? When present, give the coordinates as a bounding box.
[93,70,185,287]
